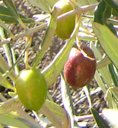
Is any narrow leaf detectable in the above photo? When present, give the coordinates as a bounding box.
[0,113,29,128]
[0,5,34,23]
[60,75,77,128]
[91,108,110,128]
[104,0,118,14]
[42,14,80,87]
[40,99,69,128]
[3,0,18,17]
[93,22,118,69]
[94,0,111,24]
[27,0,58,13]
[109,64,118,87]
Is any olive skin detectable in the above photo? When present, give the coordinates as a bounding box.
[64,46,96,89]
[15,69,47,111]
[53,0,75,39]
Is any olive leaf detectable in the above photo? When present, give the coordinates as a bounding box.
[104,0,118,15]
[93,22,118,69]
[94,0,111,24]
[91,108,110,128]
[3,0,18,18]
[27,0,58,13]
[40,99,69,128]
[109,64,118,87]
[0,5,34,23]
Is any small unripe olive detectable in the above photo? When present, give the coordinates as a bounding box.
[53,0,75,39]
[16,69,47,111]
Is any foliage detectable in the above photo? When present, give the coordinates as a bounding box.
[0,0,117,127]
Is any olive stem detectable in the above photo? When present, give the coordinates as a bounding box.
[32,8,60,68]
[83,86,93,108]
[0,23,47,46]
[24,36,33,69]
[0,4,98,47]
[58,3,98,20]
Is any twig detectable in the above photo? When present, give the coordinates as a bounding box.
[0,23,47,46]
[58,3,98,20]
[0,3,98,46]
[74,113,102,121]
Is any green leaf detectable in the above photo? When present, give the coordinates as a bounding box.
[60,75,77,127]
[32,8,60,67]
[110,87,118,102]
[77,0,97,6]
[106,23,117,35]
[0,15,17,23]
[0,72,14,90]
[94,71,107,93]
[94,0,111,24]
[109,64,118,87]
[99,66,113,87]
[20,15,34,24]
[42,13,80,87]
[0,97,41,128]
[40,99,69,128]
[0,53,16,82]
[0,5,13,15]
[27,0,58,13]
[91,44,113,92]
[0,5,17,23]
[105,88,118,109]
[0,5,34,23]
[3,0,18,18]
[104,0,118,15]
[0,112,40,128]
[91,108,110,128]
[42,39,74,87]
[42,31,77,87]
[0,113,29,128]
[93,22,118,69]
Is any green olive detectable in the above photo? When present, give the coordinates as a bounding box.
[54,0,75,39]
[16,69,47,111]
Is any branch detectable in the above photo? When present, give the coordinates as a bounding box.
[58,3,98,20]
[0,3,98,46]
[0,23,47,46]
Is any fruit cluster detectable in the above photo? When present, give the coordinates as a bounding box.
[64,45,96,89]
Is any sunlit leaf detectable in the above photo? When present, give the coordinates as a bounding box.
[3,0,18,18]
[60,75,77,128]
[110,87,118,102]
[27,0,58,13]
[104,0,118,15]
[0,113,29,128]
[40,99,69,128]
[105,88,118,109]
[93,22,118,69]
[0,5,34,23]
[94,0,111,24]
[109,64,118,87]
[91,108,110,128]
